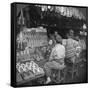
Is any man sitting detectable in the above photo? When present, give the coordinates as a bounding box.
[65,30,79,63]
[44,35,65,84]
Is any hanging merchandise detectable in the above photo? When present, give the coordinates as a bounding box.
[40,5,86,20]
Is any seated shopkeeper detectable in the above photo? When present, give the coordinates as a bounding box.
[44,35,65,84]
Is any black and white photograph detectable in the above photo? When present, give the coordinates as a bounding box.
[11,2,88,87]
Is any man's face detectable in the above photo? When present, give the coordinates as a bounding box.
[56,35,62,44]
[55,31,58,35]
[69,30,74,36]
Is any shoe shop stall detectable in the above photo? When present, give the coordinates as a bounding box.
[16,4,87,85]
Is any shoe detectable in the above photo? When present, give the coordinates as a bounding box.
[45,77,51,84]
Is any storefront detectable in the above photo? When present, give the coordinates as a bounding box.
[16,4,87,85]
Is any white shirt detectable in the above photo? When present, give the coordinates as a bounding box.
[49,44,65,60]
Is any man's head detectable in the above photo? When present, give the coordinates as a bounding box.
[69,29,74,36]
[54,31,58,36]
[55,35,62,44]
[67,29,74,39]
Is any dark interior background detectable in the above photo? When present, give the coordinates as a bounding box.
[16,4,88,38]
